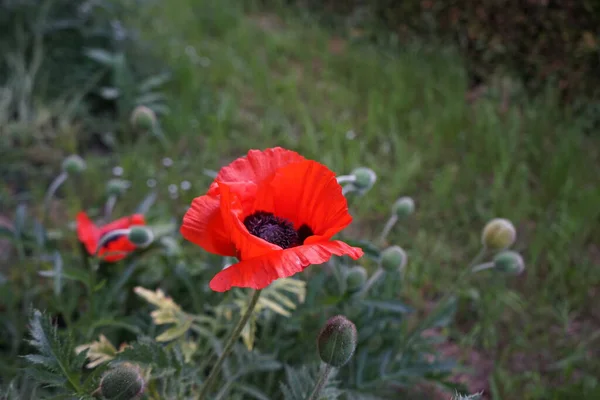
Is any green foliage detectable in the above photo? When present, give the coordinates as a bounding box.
[23,309,98,399]
[1,0,599,399]
[280,365,343,400]
[284,0,600,121]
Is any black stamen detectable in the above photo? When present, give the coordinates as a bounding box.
[243,211,313,249]
[99,232,128,248]
[297,224,314,244]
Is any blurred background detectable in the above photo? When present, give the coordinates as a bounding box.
[1,0,599,399]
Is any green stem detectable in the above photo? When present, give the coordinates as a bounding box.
[198,289,262,400]
[43,172,68,225]
[357,268,385,298]
[307,363,332,400]
[377,214,398,246]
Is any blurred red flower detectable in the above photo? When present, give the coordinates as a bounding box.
[181,147,364,292]
[77,212,145,262]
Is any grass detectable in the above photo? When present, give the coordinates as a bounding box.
[127,1,600,397]
[3,0,600,398]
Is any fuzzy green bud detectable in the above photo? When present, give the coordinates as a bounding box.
[345,266,367,293]
[351,167,377,191]
[61,154,86,175]
[380,245,407,272]
[130,105,157,131]
[106,179,130,196]
[482,218,516,250]
[317,315,357,367]
[493,250,525,275]
[392,196,415,218]
[128,226,154,248]
[99,363,145,400]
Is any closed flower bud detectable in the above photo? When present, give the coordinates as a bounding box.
[106,179,130,196]
[351,167,377,191]
[493,250,525,275]
[317,315,357,367]
[99,363,145,400]
[128,226,154,248]
[380,245,407,272]
[482,218,516,250]
[130,105,157,131]
[61,154,86,175]
[345,266,367,293]
[392,196,415,218]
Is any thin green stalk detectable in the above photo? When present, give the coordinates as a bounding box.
[198,289,263,400]
[307,364,332,400]
[357,268,385,298]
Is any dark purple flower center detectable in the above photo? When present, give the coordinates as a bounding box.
[243,211,313,249]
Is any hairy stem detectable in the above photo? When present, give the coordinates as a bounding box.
[307,363,332,400]
[198,289,262,400]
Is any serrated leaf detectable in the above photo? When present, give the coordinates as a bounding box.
[24,310,83,395]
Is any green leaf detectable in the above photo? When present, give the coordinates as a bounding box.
[14,204,27,237]
[84,48,116,66]
[418,296,458,331]
[362,300,414,314]
[53,252,63,296]
[23,310,84,395]
[39,267,90,289]
[138,72,171,92]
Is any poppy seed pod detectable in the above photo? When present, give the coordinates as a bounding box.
[351,167,377,191]
[106,179,130,197]
[99,363,145,400]
[481,218,516,250]
[345,266,367,293]
[61,154,86,175]
[380,246,407,272]
[493,250,525,275]
[128,226,154,248]
[130,105,157,131]
[392,196,415,218]
[317,315,357,367]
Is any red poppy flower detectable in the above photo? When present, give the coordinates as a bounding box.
[180,147,364,292]
[76,212,146,262]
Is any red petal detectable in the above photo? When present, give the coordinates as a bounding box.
[99,214,145,235]
[252,160,353,240]
[98,236,136,262]
[218,182,279,260]
[213,147,305,187]
[180,194,236,256]
[209,240,364,292]
[76,212,100,255]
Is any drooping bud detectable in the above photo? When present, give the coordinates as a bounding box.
[61,154,86,175]
[130,105,157,131]
[481,218,516,250]
[106,179,130,197]
[317,315,357,367]
[493,250,525,275]
[351,167,377,191]
[128,226,154,248]
[99,363,145,400]
[380,246,407,272]
[392,196,415,218]
[345,266,367,293]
